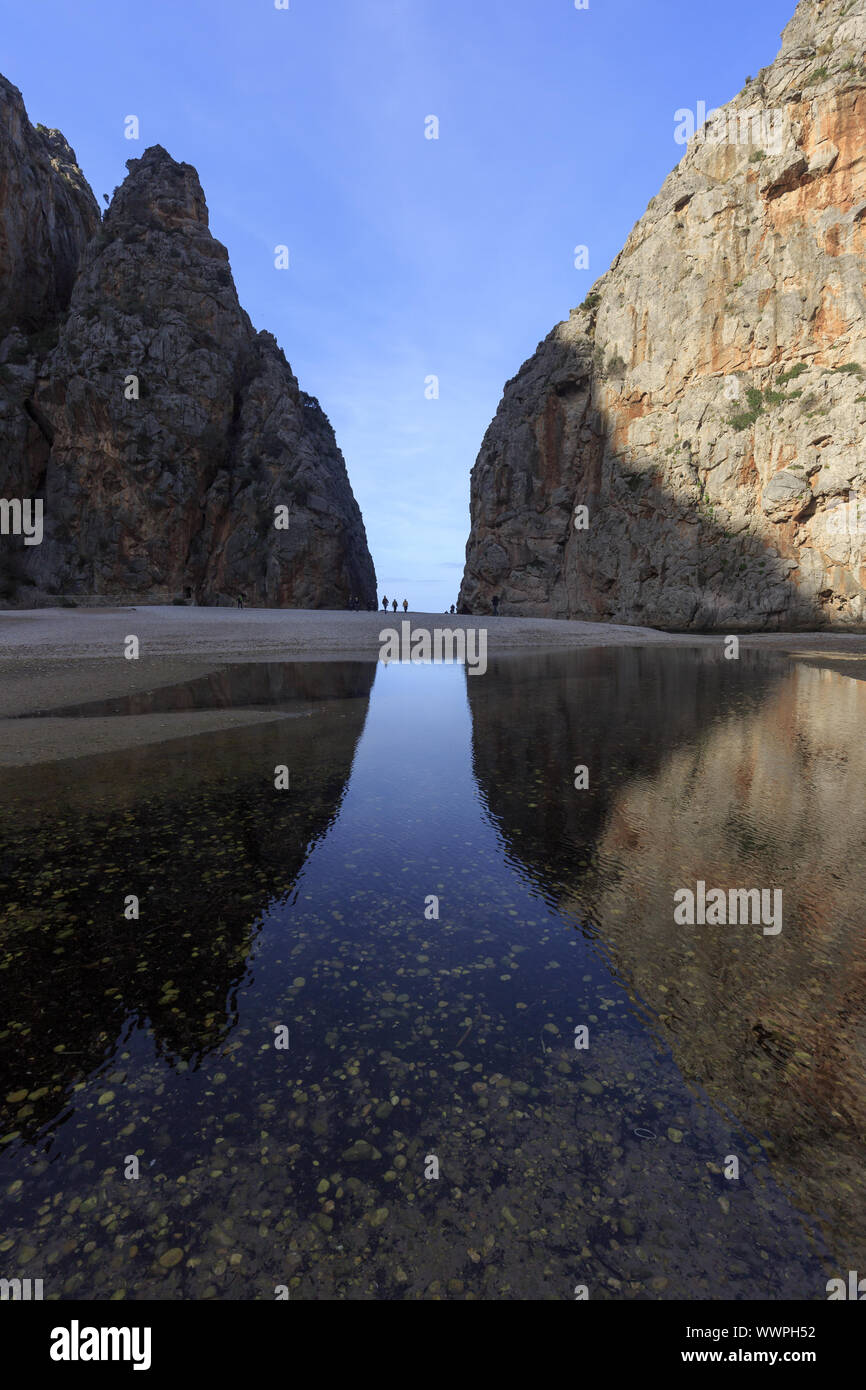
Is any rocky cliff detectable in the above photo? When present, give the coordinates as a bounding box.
[0,77,376,608]
[0,76,99,347]
[460,0,866,629]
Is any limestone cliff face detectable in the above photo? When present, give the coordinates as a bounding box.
[0,76,99,344]
[0,76,100,517]
[461,0,866,629]
[0,81,376,608]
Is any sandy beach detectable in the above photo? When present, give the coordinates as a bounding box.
[2,605,866,766]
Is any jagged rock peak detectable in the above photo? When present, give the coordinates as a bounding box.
[0,70,377,610]
[105,145,210,233]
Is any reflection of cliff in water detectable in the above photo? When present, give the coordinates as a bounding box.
[468,647,790,908]
[467,648,866,1270]
[0,663,375,1147]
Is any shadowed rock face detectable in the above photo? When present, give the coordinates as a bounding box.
[0,76,99,344]
[0,82,376,609]
[467,648,866,1270]
[461,0,866,630]
[0,76,101,521]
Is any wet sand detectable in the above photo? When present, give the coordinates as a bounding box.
[2,605,866,766]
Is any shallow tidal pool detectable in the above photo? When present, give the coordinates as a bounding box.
[1,646,864,1300]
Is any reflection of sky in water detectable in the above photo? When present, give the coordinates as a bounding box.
[0,650,863,1299]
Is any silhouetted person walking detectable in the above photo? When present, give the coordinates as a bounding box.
[402,599,408,613]
[392,599,398,613]
[492,594,500,616]
[382,595,388,611]
[450,604,455,615]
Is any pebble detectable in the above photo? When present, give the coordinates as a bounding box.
[342,1140,381,1162]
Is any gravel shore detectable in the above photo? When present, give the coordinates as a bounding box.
[2,605,865,765]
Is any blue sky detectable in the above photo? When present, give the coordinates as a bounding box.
[3,0,795,611]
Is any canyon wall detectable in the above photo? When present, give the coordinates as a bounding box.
[0,77,376,608]
[461,0,866,630]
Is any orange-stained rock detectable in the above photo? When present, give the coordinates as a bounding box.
[461,0,866,629]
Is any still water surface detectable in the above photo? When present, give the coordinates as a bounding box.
[1,647,863,1299]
